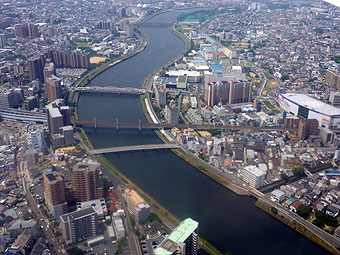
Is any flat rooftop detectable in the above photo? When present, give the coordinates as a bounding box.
[168,218,198,243]
[280,93,340,117]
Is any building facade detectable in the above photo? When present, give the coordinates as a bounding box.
[60,207,97,244]
[123,188,150,223]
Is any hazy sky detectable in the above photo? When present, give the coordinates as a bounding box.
[323,0,340,7]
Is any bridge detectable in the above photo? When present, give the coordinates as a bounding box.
[72,119,296,132]
[90,143,180,154]
[74,86,152,95]
[139,22,171,28]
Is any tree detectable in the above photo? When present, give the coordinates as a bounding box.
[67,247,84,255]
[281,74,289,81]
[331,56,340,64]
[313,218,325,228]
[315,211,339,227]
[296,205,312,219]
[281,173,289,181]
[271,207,278,214]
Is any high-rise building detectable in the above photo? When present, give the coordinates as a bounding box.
[228,81,252,104]
[329,92,340,107]
[47,26,55,37]
[297,119,319,140]
[43,61,56,81]
[155,84,166,107]
[28,55,45,82]
[0,34,7,48]
[15,23,39,38]
[155,218,198,255]
[44,171,67,218]
[165,100,179,124]
[73,162,103,202]
[60,207,97,244]
[320,126,335,143]
[326,70,340,90]
[123,188,150,223]
[45,75,62,102]
[59,125,74,146]
[204,80,251,106]
[47,107,64,134]
[45,50,90,69]
[0,89,17,108]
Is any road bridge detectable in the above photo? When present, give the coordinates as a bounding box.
[90,143,180,154]
[72,119,296,132]
[139,22,170,27]
[74,86,151,95]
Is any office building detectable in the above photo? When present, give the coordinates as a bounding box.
[242,165,265,189]
[297,119,319,140]
[121,20,133,37]
[44,171,67,218]
[165,101,179,124]
[45,75,62,102]
[278,93,340,128]
[155,218,198,255]
[123,188,150,223]
[28,55,45,82]
[0,89,17,108]
[22,95,39,111]
[326,70,340,90]
[329,92,340,107]
[60,207,97,244]
[73,162,103,202]
[26,124,45,149]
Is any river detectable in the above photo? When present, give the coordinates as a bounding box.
[78,10,328,255]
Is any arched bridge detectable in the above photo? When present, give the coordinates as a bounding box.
[90,143,180,154]
[74,86,151,95]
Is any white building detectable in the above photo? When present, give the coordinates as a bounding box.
[277,93,340,128]
[242,165,265,189]
[123,188,150,223]
[112,212,125,240]
[76,198,108,220]
[26,124,45,149]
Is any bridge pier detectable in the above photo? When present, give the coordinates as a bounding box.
[116,118,119,132]
[138,119,142,133]
[93,117,97,131]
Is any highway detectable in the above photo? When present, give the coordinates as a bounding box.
[90,143,180,154]
[72,119,296,132]
[18,161,66,255]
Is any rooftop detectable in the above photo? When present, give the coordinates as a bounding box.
[168,218,198,243]
[280,93,340,117]
[60,207,96,222]
[124,188,147,207]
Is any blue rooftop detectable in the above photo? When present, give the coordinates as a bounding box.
[43,169,52,175]
[210,64,225,70]
[289,198,296,203]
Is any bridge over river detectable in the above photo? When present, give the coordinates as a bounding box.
[90,143,180,155]
[74,86,151,95]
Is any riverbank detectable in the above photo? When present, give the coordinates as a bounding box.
[71,29,147,119]
[256,201,340,255]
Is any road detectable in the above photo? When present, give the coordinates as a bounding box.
[90,143,180,154]
[18,161,67,255]
[255,192,340,253]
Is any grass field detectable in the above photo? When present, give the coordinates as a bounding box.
[265,80,280,89]
[74,41,91,47]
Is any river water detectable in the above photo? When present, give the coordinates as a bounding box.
[78,10,328,255]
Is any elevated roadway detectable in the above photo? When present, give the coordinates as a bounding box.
[90,143,180,154]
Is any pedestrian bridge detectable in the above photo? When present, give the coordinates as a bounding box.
[90,143,180,155]
[74,86,151,95]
